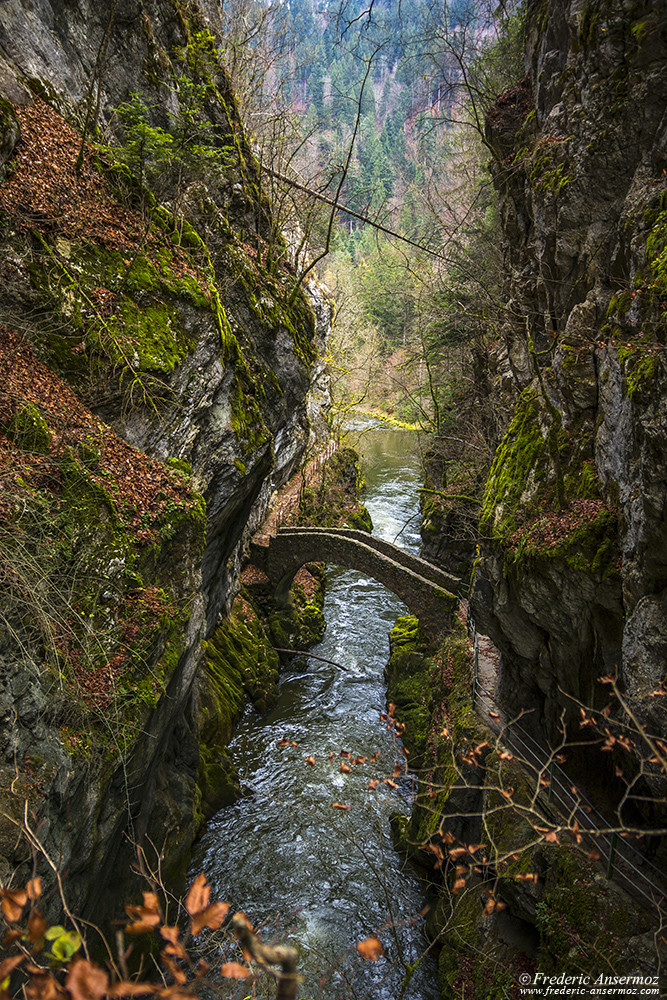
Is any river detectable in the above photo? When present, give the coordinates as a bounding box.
[191,423,438,1000]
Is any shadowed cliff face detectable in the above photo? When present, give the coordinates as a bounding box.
[471,0,667,791]
[0,0,331,916]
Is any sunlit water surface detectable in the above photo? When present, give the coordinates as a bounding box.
[191,423,438,1000]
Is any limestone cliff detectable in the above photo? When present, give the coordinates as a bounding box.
[0,0,330,917]
[470,0,667,805]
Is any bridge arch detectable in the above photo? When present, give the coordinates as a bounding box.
[249,527,459,640]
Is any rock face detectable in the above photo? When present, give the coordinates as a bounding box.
[470,0,667,802]
[0,0,331,917]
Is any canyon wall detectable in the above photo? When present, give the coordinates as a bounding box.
[0,0,330,917]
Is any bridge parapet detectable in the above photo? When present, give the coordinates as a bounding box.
[277,526,461,593]
[251,527,459,640]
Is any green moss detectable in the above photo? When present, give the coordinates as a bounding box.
[202,592,280,740]
[644,206,667,337]
[537,847,651,978]
[386,616,479,848]
[197,744,240,820]
[480,387,547,539]
[222,239,316,369]
[4,402,52,453]
[268,564,326,651]
[345,505,373,532]
[479,386,620,577]
[229,360,269,455]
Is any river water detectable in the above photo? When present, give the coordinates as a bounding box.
[191,424,438,1000]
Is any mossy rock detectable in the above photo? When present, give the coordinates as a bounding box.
[197,745,240,822]
[4,402,52,453]
[345,505,373,532]
[537,846,653,978]
[201,593,280,746]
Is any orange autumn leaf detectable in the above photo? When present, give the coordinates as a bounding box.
[185,874,210,916]
[160,952,187,984]
[65,960,109,1000]
[305,756,316,766]
[332,802,350,810]
[191,902,230,936]
[108,983,155,997]
[357,935,384,961]
[340,762,352,774]
[28,910,47,943]
[160,926,180,947]
[142,892,159,913]
[26,878,43,901]
[448,848,468,860]
[125,913,161,935]
[367,779,380,790]
[392,765,403,778]
[452,878,467,894]
[0,888,27,922]
[383,778,398,789]
[24,970,64,1000]
[0,956,24,981]
[220,962,251,979]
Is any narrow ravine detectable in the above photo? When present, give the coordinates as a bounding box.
[191,423,438,999]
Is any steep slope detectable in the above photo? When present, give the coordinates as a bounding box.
[0,0,331,917]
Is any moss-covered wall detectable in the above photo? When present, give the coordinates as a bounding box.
[0,0,332,921]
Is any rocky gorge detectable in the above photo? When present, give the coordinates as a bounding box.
[0,0,666,996]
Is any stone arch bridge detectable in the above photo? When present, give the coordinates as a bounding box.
[249,527,461,639]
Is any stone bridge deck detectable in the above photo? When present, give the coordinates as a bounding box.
[250,526,461,639]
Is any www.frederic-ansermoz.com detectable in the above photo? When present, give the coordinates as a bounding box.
[516,972,661,996]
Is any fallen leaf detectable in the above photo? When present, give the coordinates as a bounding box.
[220,962,251,979]
[357,936,384,961]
